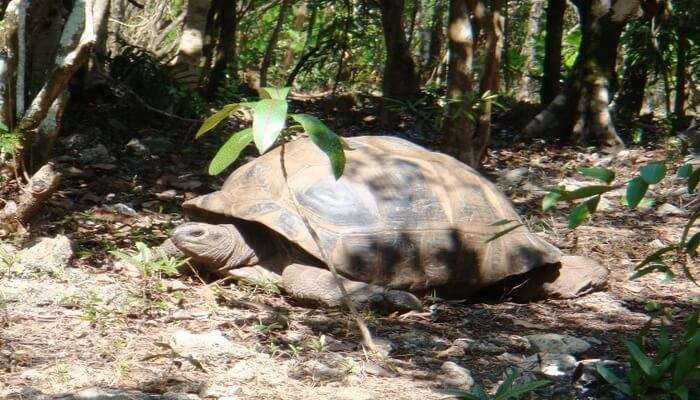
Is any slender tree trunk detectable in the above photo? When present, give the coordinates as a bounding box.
[378,0,420,101]
[673,21,688,119]
[173,0,210,66]
[281,1,308,71]
[515,0,543,102]
[333,0,352,93]
[540,0,566,104]
[421,0,445,81]
[378,0,420,126]
[206,0,237,98]
[443,0,476,164]
[476,10,504,163]
[407,0,422,50]
[615,19,650,119]
[285,2,319,87]
[525,0,639,153]
[259,0,291,88]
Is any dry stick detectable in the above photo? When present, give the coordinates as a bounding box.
[278,141,378,354]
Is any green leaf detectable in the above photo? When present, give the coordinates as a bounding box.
[563,185,616,200]
[290,113,346,179]
[0,121,8,132]
[491,219,519,226]
[208,128,253,175]
[688,168,700,193]
[258,87,291,99]
[579,167,615,184]
[626,177,649,208]
[252,99,288,154]
[686,232,700,257]
[585,195,601,213]
[485,223,524,243]
[624,340,654,375]
[639,162,667,184]
[635,245,677,270]
[494,372,517,398]
[542,191,563,211]
[677,164,693,178]
[568,202,591,228]
[596,363,632,395]
[496,380,551,400]
[670,386,689,400]
[196,104,237,138]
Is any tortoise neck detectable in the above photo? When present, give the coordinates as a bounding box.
[223,221,290,270]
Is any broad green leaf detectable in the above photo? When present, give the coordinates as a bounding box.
[496,380,550,400]
[639,162,667,184]
[258,87,291,99]
[579,167,615,184]
[494,372,517,397]
[681,209,700,245]
[290,113,346,179]
[626,177,649,208]
[670,386,689,400]
[568,202,590,228]
[485,223,524,243]
[635,245,677,270]
[686,232,700,257]
[585,195,601,213]
[630,264,670,280]
[208,128,253,175]
[688,168,700,193]
[672,334,700,390]
[624,340,654,375]
[542,191,562,211]
[252,99,288,154]
[677,164,693,178]
[596,364,632,395]
[563,185,616,200]
[196,104,237,138]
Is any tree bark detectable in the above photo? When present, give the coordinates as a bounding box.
[540,0,566,104]
[378,0,420,126]
[281,1,307,71]
[259,0,291,88]
[476,10,504,162]
[673,20,688,119]
[615,19,649,119]
[515,0,543,102]
[443,0,476,164]
[525,0,639,153]
[206,0,238,98]
[421,0,445,81]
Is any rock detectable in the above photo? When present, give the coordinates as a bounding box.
[362,362,393,377]
[126,138,149,155]
[656,203,684,216]
[440,361,474,390]
[454,338,506,355]
[61,133,90,149]
[371,337,395,357]
[82,144,115,164]
[227,360,257,381]
[198,383,241,398]
[498,167,529,188]
[327,388,378,400]
[104,203,138,216]
[301,359,346,380]
[577,358,625,383]
[171,179,204,190]
[169,329,251,363]
[574,292,647,320]
[512,255,609,300]
[156,189,179,200]
[16,235,73,276]
[519,353,578,377]
[68,388,151,399]
[525,334,591,355]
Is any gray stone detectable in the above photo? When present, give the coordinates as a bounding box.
[498,167,529,188]
[68,388,150,400]
[198,383,241,398]
[454,338,506,355]
[656,203,684,216]
[16,235,73,276]
[227,360,257,381]
[302,359,346,380]
[169,329,252,363]
[126,138,149,155]
[519,353,578,377]
[371,337,396,357]
[525,334,591,355]
[440,361,475,391]
[327,388,378,400]
[82,144,115,164]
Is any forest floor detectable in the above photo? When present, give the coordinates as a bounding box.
[0,95,699,399]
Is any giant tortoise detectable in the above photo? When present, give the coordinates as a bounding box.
[163,135,607,309]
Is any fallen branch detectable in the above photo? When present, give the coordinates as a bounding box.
[0,163,61,225]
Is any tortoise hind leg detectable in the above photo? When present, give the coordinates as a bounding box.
[281,264,422,313]
[510,255,609,301]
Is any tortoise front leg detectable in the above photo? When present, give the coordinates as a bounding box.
[281,264,422,312]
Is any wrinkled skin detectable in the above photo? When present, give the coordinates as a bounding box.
[168,223,258,272]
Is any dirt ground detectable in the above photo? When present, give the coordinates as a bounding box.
[1,100,699,399]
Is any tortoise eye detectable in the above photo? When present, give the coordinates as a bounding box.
[191,229,205,238]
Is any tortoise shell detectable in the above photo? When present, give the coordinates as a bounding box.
[183,136,561,294]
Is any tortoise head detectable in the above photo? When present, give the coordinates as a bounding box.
[171,223,257,271]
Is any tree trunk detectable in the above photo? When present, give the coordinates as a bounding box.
[476,10,504,162]
[540,0,566,104]
[378,0,420,101]
[673,20,688,119]
[281,1,308,71]
[173,0,210,66]
[615,19,649,119]
[515,0,543,102]
[333,0,352,93]
[206,0,237,98]
[443,0,476,165]
[259,0,291,88]
[525,0,639,153]
[421,0,444,81]
[407,0,422,50]
[285,3,319,87]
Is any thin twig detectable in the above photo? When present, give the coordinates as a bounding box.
[278,141,378,354]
